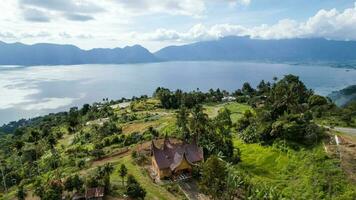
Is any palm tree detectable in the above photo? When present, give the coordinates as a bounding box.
[177,106,190,141]
[30,130,41,174]
[0,159,7,193]
[13,140,24,166]
[189,105,208,143]
[98,163,114,193]
[119,164,128,187]
[17,184,27,200]
[102,163,114,176]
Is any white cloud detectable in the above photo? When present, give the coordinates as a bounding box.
[0,32,17,39]
[251,3,356,40]
[225,0,251,6]
[18,0,104,22]
[22,8,51,22]
[112,0,206,17]
[240,0,251,5]
[139,3,356,43]
[22,97,78,110]
[113,0,251,17]
[2,0,356,52]
[21,31,51,38]
[138,23,248,42]
[0,0,255,51]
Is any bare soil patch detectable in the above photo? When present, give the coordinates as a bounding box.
[325,134,356,183]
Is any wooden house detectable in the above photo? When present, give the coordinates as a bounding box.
[151,138,204,179]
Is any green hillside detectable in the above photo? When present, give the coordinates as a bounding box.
[1,75,355,200]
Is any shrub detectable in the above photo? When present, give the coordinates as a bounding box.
[131,150,137,159]
[126,175,146,200]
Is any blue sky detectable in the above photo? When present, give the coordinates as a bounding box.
[1,0,356,51]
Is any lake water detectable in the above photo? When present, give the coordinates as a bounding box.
[1,61,356,124]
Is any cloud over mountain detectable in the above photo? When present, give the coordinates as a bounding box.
[0,0,355,51]
[139,3,356,43]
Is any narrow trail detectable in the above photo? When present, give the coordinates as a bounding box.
[324,128,356,183]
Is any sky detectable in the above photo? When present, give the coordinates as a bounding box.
[1,0,356,51]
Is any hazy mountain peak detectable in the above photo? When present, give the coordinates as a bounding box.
[0,42,157,66]
[155,36,356,62]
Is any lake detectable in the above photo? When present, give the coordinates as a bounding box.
[1,61,356,125]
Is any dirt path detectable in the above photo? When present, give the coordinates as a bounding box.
[179,180,209,200]
[90,138,177,168]
[338,135,356,183]
[91,147,131,167]
[325,133,356,183]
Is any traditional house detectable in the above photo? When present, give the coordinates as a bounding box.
[151,138,204,179]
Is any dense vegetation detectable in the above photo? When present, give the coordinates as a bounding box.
[0,74,355,200]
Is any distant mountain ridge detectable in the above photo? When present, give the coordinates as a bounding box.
[1,36,356,65]
[0,42,157,65]
[155,36,356,62]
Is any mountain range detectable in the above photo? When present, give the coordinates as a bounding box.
[0,42,157,65]
[1,36,356,66]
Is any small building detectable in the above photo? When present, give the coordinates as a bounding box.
[222,96,237,102]
[151,138,204,179]
[85,187,104,200]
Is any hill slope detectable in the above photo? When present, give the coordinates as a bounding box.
[329,85,356,106]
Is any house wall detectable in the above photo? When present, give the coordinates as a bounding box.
[173,158,192,173]
[152,156,171,179]
[160,169,172,178]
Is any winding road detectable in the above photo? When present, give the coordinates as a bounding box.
[332,127,356,136]
[324,126,356,136]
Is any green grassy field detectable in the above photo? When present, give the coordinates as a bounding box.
[204,102,252,123]
[233,138,290,180]
[111,156,182,200]
[232,137,355,199]
[316,116,356,128]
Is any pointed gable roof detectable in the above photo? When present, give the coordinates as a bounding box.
[151,138,204,170]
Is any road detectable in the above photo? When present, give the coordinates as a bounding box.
[324,126,356,136]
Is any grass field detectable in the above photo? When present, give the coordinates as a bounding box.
[233,138,290,181]
[316,116,356,128]
[110,156,182,200]
[204,102,252,123]
[232,137,356,199]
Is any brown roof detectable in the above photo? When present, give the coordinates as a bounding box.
[151,138,204,170]
[85,187,104,199]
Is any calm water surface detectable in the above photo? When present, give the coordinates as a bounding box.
[1,61,356,124]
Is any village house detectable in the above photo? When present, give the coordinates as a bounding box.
[222,96,237,102]
[151,138,204,180]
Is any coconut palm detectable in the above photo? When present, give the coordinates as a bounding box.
[119,164,128,186]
